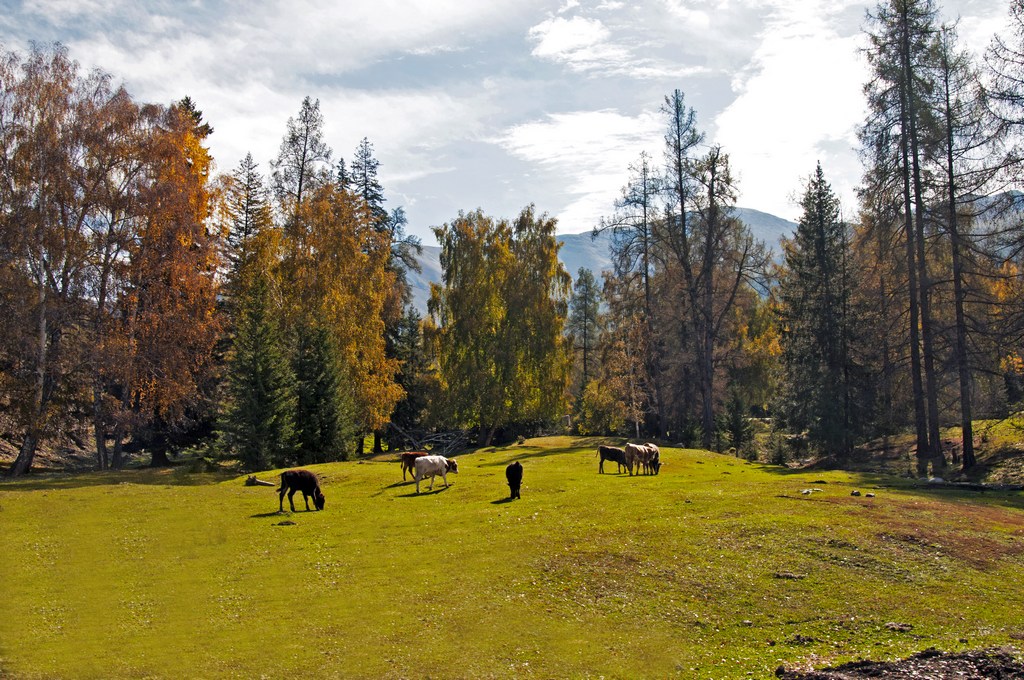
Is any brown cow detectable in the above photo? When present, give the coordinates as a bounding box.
[400,451,429,481]
[624,443,654,476]
[644,443,661,475]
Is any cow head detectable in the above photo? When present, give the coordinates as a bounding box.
[446,458,459,474]
[314,491,326,511]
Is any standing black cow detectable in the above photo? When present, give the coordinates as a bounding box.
[598,445,628,474]
[278,469,326,512]
[505,461,523,500]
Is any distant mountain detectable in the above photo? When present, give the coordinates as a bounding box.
[407,207,797,315]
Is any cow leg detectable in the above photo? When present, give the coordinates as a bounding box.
[442,471,449,488]
[302,491,311,511]
[599,458,604,474]
[415,471,421,494]
[278,488,286,512]
[288,488,298,512]
[428,473,435,490]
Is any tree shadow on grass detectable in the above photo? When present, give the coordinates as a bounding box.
[250,510,290,518]
[0,466,236,492]
[474,438,630,469]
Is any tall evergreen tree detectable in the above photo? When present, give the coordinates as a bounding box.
[567,268,602,396]
[778,164,855,454]
[350,137,388,228]
[226,153,272,269]
[387,307,430,447]
[347,138,422,452]
[221,275,297,471]
[293,323,351,464]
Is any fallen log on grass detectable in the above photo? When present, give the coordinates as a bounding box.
[245,475,276,487]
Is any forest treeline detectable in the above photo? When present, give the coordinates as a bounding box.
[4,0,1024,477]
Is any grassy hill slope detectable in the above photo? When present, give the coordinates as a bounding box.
[1,438,1022,678]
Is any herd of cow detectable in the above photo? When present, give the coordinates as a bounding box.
[274,442,660,512]
[598,443,661,476]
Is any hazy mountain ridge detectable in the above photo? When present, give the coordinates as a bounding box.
[407,206,798,314]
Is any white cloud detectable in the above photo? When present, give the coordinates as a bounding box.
[714,0,867,220]
[527,10,714,79]
[529,15,621,65]
[497,109,664,232]
[661,0,712,32]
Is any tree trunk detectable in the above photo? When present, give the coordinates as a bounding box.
[8,283,49,478]
[8,431,40,477]
[92,386,109,470]
[900,0,942,474]
[898,66,929,474]
[111,422,126,470]
[149,432,172,467]
[942,48,976,471]
[483,425,497,448]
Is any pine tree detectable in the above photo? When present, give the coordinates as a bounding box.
[567,268,602,395]
[221,275,297,471]
[293,323,351,464]
[226,153,272,272]
[387,307,430,447]
[335,156,351,191]
[777,164,855,454]
[350,137,388,228]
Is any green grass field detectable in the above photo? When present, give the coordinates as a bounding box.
[2,437,1023,679]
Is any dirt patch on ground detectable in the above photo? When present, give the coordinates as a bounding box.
[776,647,1024,679]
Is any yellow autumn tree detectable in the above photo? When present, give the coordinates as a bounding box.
[114,98,223,466]
[281,182,402,452]
[427,206,571,445]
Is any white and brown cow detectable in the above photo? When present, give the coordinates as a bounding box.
[414,455,459,494]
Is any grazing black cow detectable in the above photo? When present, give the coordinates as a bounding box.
[506,461,523,499]
[598,445,628,474]
[278,469,326,512]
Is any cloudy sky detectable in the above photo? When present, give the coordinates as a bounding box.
[0,0,1010,243]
